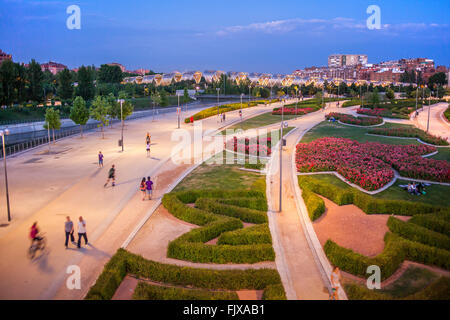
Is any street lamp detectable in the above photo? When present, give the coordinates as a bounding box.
[117,99,124,152]
[0,129,11,221]
[240,93,244,122]
[216,87,220,119]
[279,103,285,212]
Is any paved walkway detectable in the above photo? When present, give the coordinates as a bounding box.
[0,100,284,299]
[413,102,450,141]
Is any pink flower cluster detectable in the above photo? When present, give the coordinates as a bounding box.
[296,137,450,191]
[226,136,272,156]
[272,107,315,115]
[326,112,383,126]
[356,108,390,117]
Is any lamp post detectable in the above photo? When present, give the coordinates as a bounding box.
[0,129,11,221]
[279,103,284,212]
[216,87,220,119]
[117,99,124,152]
[240,93,244,122]
[295,87,298,118]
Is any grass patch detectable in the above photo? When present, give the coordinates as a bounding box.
[225,112,298,131]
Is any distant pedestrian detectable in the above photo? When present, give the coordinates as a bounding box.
[146,143,151,157]
[146,176,154,200]
[139,177,147,200]
[64,216,75,248]
[223,113,226,122]
[104,164,116,187]
[239,110,242,121]
[98,151,104,167]
[190,115,194,124]
[77,216,88,248]
[146,132,151,146]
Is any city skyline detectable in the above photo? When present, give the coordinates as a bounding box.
[1,0,449,73]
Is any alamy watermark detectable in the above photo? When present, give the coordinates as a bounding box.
[366,265,381,289]
[66,5,81,30]
[66,265,81,290]
[366,5,381,30]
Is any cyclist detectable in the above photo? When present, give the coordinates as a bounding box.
[29,222,42,245]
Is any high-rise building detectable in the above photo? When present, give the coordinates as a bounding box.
[0,49,12,64]
[328,54,368,68]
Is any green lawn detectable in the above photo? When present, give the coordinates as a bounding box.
[302,121,450,162]
[305,174,450,207]
[225,112,299,131]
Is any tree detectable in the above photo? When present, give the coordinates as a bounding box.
[90,96,110,139]
[70,96,90,138]
[160,89,169,107]
[118,91,134,120]
[151,92,162,106]
[44,107,61,144]
[183,88,189,103]
[0,60,16,106]
[76,66,95,101]
[368,88,380,106]
[385,88,395,100]
[57,68,73,102]
[27,59,44,102]
[97,64,123,83]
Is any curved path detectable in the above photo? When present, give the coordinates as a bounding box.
[413,102,450,141]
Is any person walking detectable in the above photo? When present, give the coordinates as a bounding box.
[146,176,154,200]
[223,113,226,122]
[77,216,88,248]
[146,142,151,157]
[146,132,151,146]
[330,266,342,300]
[98,151,104,168]
[64,216,75,248]
[104,164,116,187]
[139,177,147,200]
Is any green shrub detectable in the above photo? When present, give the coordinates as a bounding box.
[262,284,287,300]
[195,198,267,223]
[218,223,272,245]
[409,214,450,236]
[387,217,450,250]
[324,233,450,280]
[217,197,268,211]
[133,282,238,300]
[342,100,361,108]
[301,189,325,221]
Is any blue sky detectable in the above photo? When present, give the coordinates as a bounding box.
[0,0,449,73]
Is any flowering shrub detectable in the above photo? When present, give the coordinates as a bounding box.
[272,107,316,115]
[227,136,272,156]
[368,127,449,146]
[295,137,450,191]
[357,108,390,117]
[325,112,383,126]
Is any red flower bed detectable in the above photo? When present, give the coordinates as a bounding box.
[326,112,382,126]
[356,108,390,117]
[295,137,449,191]
[226,136,272,156]
[272,107,315,115]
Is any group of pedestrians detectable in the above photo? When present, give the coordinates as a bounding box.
[139,176,154,200]
[64,216,88,249]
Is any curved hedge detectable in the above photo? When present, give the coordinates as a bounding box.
[409,214,450,236]
[301,189,325,221]
[218,223,272,245]
[324,233,450,281]
[86,249,285,300]
[162,190,275,264]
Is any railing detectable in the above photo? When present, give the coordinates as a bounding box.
[0,105,181,159]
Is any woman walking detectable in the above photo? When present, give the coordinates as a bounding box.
[139,178,147,200]
[146,142,151,157]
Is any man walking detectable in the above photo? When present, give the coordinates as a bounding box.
[77,216,88,248]
[104,164,116,187]
[64,216,75,248]
[146,176,154,200]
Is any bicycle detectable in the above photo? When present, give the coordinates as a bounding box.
[27,233,46,259]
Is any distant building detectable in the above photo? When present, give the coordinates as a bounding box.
[328,54,368,68]
[131,68,150,75]
[41,61,67,74]
[0,49,12,64]
[107,62,126,72]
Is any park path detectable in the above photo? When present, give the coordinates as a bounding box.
[413,102,450,141]
[0,99,285,299]
[266,103,345,300]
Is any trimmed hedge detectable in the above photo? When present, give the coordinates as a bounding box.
[342,100,361,108]
[133,282,238,300]
[162,190,274,264]
[262,284,287,300]
[216,197,268,211]
[298,176,449,216]
[345,276,450,300]
[195,198,268,223]
[324,233,450,280]
[85,249,285,300]
[387,216,450,250]
[218,223,272,245]
[409,214,450,236]
[301,189,325,221]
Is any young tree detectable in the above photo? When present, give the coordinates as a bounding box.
[183,88,189,103]
[44,107,62,144]
[90,96,110,139]
[70,96,90,138]
[151,92,162,106]
[118,91,134,121]
[57,68,74,101]
[385,88,395,100]
[160,89,169,107]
